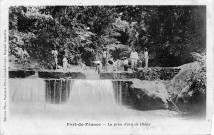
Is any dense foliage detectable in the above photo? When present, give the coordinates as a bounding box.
[9,6,206,69]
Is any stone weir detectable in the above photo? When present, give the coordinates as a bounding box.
[9,70,36,78]
[9,67,181,111]
[9,70,86,79]
[38,71,86,79]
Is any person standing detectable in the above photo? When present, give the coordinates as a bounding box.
[123,57,129,71]
[22,47,29,70]
[144,48,149,68]
[94,60,102,74]
[102,48,108,72]
[51,47,58,70]
[112,58,118,71]
[62,55,68,70]
[130,48,139,71]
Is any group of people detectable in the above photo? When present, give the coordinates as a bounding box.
[120,48,149,71]
[51,47,68,70]
[52,46,149,72]
[52,47,86,71]
[129,48,149,70]
[94,47,149,73]
[93,48,108,73]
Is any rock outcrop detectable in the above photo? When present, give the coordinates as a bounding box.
[130,79,169,110]
[166,60,206,114]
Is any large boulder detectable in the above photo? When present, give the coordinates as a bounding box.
[166,60,206,114]
[130,79,169,110]
[167,62,201,97]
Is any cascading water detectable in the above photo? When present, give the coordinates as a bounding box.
[67,80,120,113]
[9,78,177,122]
[9,78,45,103]
[45,79,73,104]
[9,79,124,115]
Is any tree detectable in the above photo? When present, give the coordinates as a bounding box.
[9,6,206,69]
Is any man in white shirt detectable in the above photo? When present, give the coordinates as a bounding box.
[130,48,139,71]
[94,60,102,74]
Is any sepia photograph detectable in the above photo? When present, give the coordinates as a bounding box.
[1,1,213,134]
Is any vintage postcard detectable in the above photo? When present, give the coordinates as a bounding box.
[0,0,214,134]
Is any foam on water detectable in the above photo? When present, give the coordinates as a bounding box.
[9,78,46,103]
[67,80,121,113]
[9,78,178,119]
[9,79,125,116]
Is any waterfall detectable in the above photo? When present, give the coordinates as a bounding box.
[67,80,119,111]
[9,78,178,120]
[9,79,125,115]
[45,79,73,104]
[9,79,120,106]
[9,78,45,103]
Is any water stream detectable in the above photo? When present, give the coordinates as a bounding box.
[7,79,203,135]
[9,78,46,103]
[9,78,178,119]
[9,79,126,116]
[68,80,118,109]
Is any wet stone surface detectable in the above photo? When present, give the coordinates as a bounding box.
[45,79,73,104]
[9,70,35,78]
[38,71,86,79]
